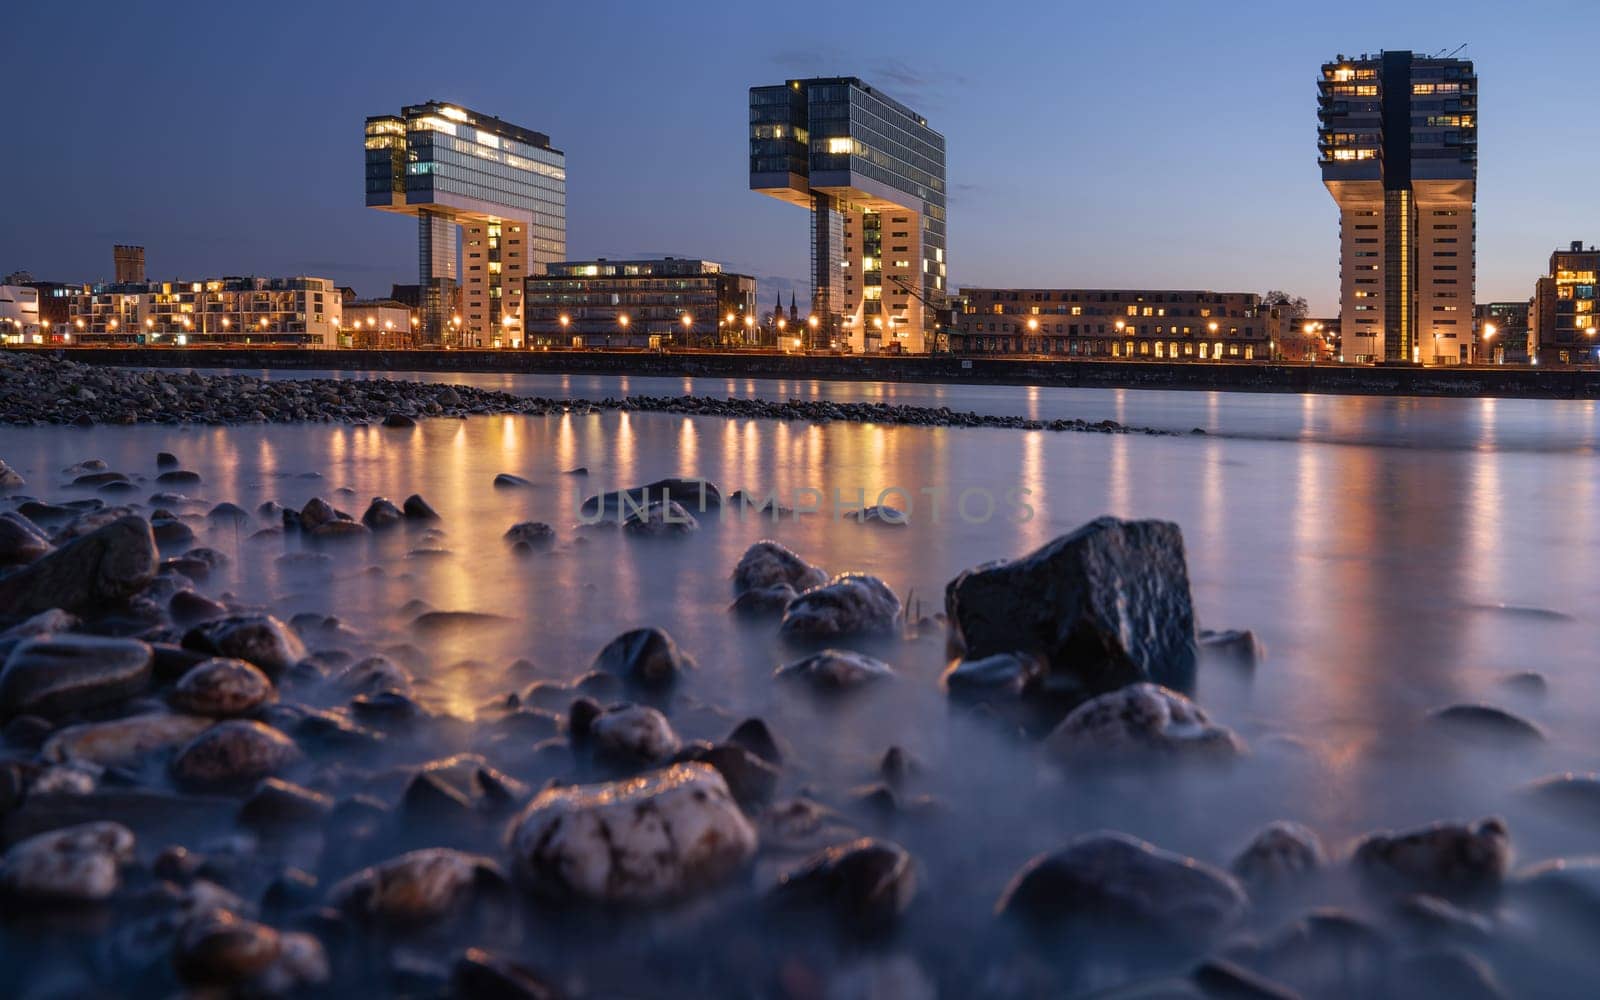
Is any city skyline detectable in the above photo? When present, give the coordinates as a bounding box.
[5,0,1597,316]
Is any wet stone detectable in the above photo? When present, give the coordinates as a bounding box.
[42,712,216,767]
[769,837,917,933]
[587,703,682,766]
[622,499,700,536]
[156,469,202,485]
[173,910,329,992]
[732,540,827,595]
[727,716,784,766]
[238,777,334,831]
[170,589,229,625]
[945,517,1198,710]
[207,501,250,523]
[403,493,439,520]
[0,514,158,616]
[1352,817,1511,896]
[0,634,153,720]
[172,720,302,791]
[494,473,532,488]
[361,496,404,529]
[776,648,896,691]
[779,574,901,639]
[1233,821,1327,889]
[452,948,563,1000]
[942,651,1042,704]
[329,848,507,927]
[171,658,275,717]
[675,740,781,807]
[0,511,52,567]
[730,583,798,618]
[382,412,416,428]
[1521,771,1600,825]
[996,830,1249,940]
[182,614,307,678]
[1199,628,1265,669]
[590,626,696,691]
[0,821,135,902]
[1426,703,1545,745]
[1045,683,1246,765]
[507,762,758,904]
[336,655,413,696]
[505,521,556,547]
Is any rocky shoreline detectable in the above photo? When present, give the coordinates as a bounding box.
[0,349,1182,436]
[0,438,1591,996]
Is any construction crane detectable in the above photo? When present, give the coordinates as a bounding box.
[884,274,953,355]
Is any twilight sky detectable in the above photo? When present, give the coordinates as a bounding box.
[6,0,1596,315]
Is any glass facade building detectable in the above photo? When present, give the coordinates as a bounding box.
[1319,52,1477,364]
[751,77,946,353]
[366,102,565,346]
[1530,242,1600,365]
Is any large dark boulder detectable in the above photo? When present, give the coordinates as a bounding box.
[581,477,722,518]
[0,515,157,617]
[945,517,1197,710]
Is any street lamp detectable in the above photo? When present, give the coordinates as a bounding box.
[616,313,629,348]
[807,314,819,351]
[558,314,570,346]
[681,312,692,348]
[743,314,755,345]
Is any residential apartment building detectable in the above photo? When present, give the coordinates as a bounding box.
[64,276,341,346]
[1319,51,1477,364]
[953,288,1273,361]
[0,285,43,341]
[366,101,565,347]
[524,258,757,349]
[1530,241,1600,365]
[750,77,947,353]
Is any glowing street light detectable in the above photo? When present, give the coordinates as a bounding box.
[1207,321,1219,333]
[221,317,230,330]
[681,313,693,345]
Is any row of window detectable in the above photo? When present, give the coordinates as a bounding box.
[962,337,1257,360]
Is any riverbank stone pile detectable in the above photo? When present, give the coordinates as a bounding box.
[0,349,1176,436]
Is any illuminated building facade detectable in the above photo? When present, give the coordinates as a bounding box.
[1319,51,1477,364]
[341,299,415,349]
[952,288,1273,361]
[750,77,946,353]
[0,285,43,342]
[524,258,757,349]
[365,101,565,347]
[63,277,341,347]
[1530,242,1600,365]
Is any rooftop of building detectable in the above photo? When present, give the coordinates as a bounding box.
[757,77,934,130]
[537,257,749,278]
[367,100,560,154]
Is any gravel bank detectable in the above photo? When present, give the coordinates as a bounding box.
[0,350,1181,435]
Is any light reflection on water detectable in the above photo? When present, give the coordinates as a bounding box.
[6,385,1600,991]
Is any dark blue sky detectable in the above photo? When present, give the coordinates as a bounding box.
[6,0,1595,314]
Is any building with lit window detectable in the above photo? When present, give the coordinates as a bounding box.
[1319,51,1477,364]
[365,101,565,347]
[953,288,1273,361]
[750,77,946,354]
[1530,241,1600,365]
[341,299,416,349]
[63,277,341,347]
[524,258,757,349]
[1474,301,1529,364]
[0,285,43,342]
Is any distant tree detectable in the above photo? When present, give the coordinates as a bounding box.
[1260,290,1317,360]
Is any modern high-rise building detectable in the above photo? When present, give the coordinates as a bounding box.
[750,77,947,354]
[1529,241,1600,365]
[365,101,565,347]
[1318,51,1477,364]
[114,245,146,284]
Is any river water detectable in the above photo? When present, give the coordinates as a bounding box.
[4,373,1600,996]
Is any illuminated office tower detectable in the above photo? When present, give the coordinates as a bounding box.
[1319,51,1476,363]
[365,101,565,346]
[750,77,946,353]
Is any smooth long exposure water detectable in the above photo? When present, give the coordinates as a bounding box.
[5,376,1600,996]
